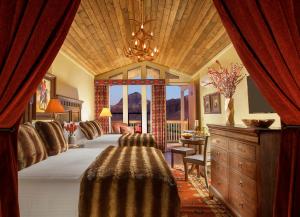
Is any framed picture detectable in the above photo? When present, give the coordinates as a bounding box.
[33,73,56,120]
[210,92,221,114]
[203,95,211,114]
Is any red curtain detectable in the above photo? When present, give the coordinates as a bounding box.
[152,85,166,151]
[213,0,300,216]
[0,1,80,217]
[95,84,109,133]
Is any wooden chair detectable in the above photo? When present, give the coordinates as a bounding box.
[170,147,196,168]
[183,136,210,188]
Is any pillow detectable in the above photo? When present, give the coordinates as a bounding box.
[112,122,130,134]
[79,121,99,140]
[35,121,68,156]
[17,123,48,170]
[120,125,134,134]
[90,120,104,136]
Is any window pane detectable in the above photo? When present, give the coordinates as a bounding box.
[128,85,142,131]
[146,67,159,79]
[109,73,123,79]
[110,85,123,123]
[128,67,141,79]
[166,86,181,120]
[184,89,189,121]
[146,85,151,133]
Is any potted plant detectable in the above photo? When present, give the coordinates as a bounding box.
[64,122,77,144]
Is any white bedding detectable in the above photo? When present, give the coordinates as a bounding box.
[18,134,121,217]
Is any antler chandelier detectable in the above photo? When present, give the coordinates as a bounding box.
[124,0,159,62]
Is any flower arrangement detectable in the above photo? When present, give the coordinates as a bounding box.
[64,122,77,136]
[205,60,244,98]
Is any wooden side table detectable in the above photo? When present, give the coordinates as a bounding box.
[180,137,206,154]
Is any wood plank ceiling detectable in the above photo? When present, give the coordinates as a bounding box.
[61,0,231,76]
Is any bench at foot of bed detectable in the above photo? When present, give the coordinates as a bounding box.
[79,146,180,217]
[118,133,158,149]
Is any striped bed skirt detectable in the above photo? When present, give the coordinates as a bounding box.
[118,133,158,148]
[79,146,180,217]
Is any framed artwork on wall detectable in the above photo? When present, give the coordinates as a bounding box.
[210,92,221,114]
[33,73,56,120]
[203,95,211,114]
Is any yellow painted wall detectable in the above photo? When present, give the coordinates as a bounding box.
[197,45,281,128]
[49,52,95,121]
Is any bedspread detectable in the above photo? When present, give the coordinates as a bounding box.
[79,146,180,217]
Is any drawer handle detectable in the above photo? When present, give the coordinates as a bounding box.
[217,152,220,156]
[238,162,243,168]
[239,180,243,187]
[239,202,244,208]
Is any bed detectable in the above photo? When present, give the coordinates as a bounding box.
[18,148,108,217]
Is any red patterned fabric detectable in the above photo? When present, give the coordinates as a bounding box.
[152,85,166,152]
[95,79,165,86]
[213,1,300,216]
[0,1,80,217]
[95,84,109,133]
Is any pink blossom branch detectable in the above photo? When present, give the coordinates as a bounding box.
[203,61,244,98]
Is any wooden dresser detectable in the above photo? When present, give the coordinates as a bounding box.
[208,124,281,217]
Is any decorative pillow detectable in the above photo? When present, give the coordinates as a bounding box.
[112,122,131,134]
[79,121,99,140]
[120,125,134,134]
[35,121,68,156]
[17,123,48,170]
[90,120,104,136]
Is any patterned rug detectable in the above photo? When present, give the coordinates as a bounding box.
[172,169,232,217]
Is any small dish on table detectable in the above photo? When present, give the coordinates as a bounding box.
[68,144,85,149]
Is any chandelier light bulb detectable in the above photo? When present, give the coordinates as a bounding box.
[132,32,135,36]
[135,40,138,46]
[151,52,154,56]
[143,44,146,49]
[141,24,144,29]
[154,47,157,52]
[150,32,153,36]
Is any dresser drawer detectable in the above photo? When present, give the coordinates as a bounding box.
[211,169,228,200]
[229,188,257,217]
[229,153,256,180]
[229,170,257,202]
[211,135,228,150]
[211,160,228,180]
[211,147,228,165]
[229,139,256,161]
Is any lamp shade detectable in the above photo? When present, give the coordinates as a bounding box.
[100,107,112,117]
[45,98,65,113]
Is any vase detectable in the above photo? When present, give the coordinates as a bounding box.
[68,135,76,144]
[225,98,234,126]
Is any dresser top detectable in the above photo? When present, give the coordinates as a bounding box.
[207,124,281,134]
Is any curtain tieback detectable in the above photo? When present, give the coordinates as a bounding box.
[0,127,16,132]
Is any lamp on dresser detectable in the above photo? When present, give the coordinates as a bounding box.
[99,107,112,133]
[45,98,65,120]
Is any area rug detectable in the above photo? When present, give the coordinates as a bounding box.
[172,169,232,217]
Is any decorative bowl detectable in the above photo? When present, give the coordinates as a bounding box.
[181,133,193,139]
[242,119,275,128]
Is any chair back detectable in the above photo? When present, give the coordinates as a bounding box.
[203,136,209,163]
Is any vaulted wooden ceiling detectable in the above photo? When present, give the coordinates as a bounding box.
[61,0,231,76]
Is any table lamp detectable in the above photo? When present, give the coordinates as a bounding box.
[100,107,112,132]
[45,98,65,120]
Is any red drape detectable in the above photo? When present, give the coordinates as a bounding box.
[213,0,300,216]
[152,85,166,152]
[95,84,109,133]
[0,1,80,217]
